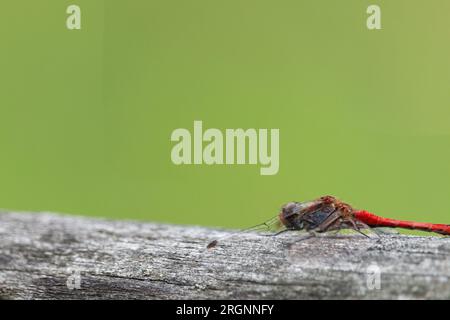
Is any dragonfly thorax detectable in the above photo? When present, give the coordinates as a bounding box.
[279,200,338,231]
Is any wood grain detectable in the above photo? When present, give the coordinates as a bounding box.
[1,212,449,299]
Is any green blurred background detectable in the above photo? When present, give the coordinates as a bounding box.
[1,0,450,230]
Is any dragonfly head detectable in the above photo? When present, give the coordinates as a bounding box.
[279,201,312,230]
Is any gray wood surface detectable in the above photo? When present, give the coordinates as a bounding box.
[1,212,449,299]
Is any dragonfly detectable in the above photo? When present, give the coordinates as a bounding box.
[207,195,450,249]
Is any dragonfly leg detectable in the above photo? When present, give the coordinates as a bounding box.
[347,218,382,239]
[358,220,382,238]
[343,218,371,238]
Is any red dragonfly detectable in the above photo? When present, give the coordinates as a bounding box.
[207,195,450,249]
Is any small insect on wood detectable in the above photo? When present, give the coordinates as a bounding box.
[207,195,450,249]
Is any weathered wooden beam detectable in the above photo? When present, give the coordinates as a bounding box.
[0,212,449,299]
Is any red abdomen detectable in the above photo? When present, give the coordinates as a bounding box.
[354,210,450,236]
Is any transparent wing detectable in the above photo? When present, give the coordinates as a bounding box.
[207,215,284,249]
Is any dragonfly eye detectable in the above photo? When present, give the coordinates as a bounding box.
[280,202,304,229]
[282,202,299,216]
[283,202,296,213]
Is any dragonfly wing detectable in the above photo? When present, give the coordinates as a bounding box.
[371,227,400,235]
[314,210,342,232]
